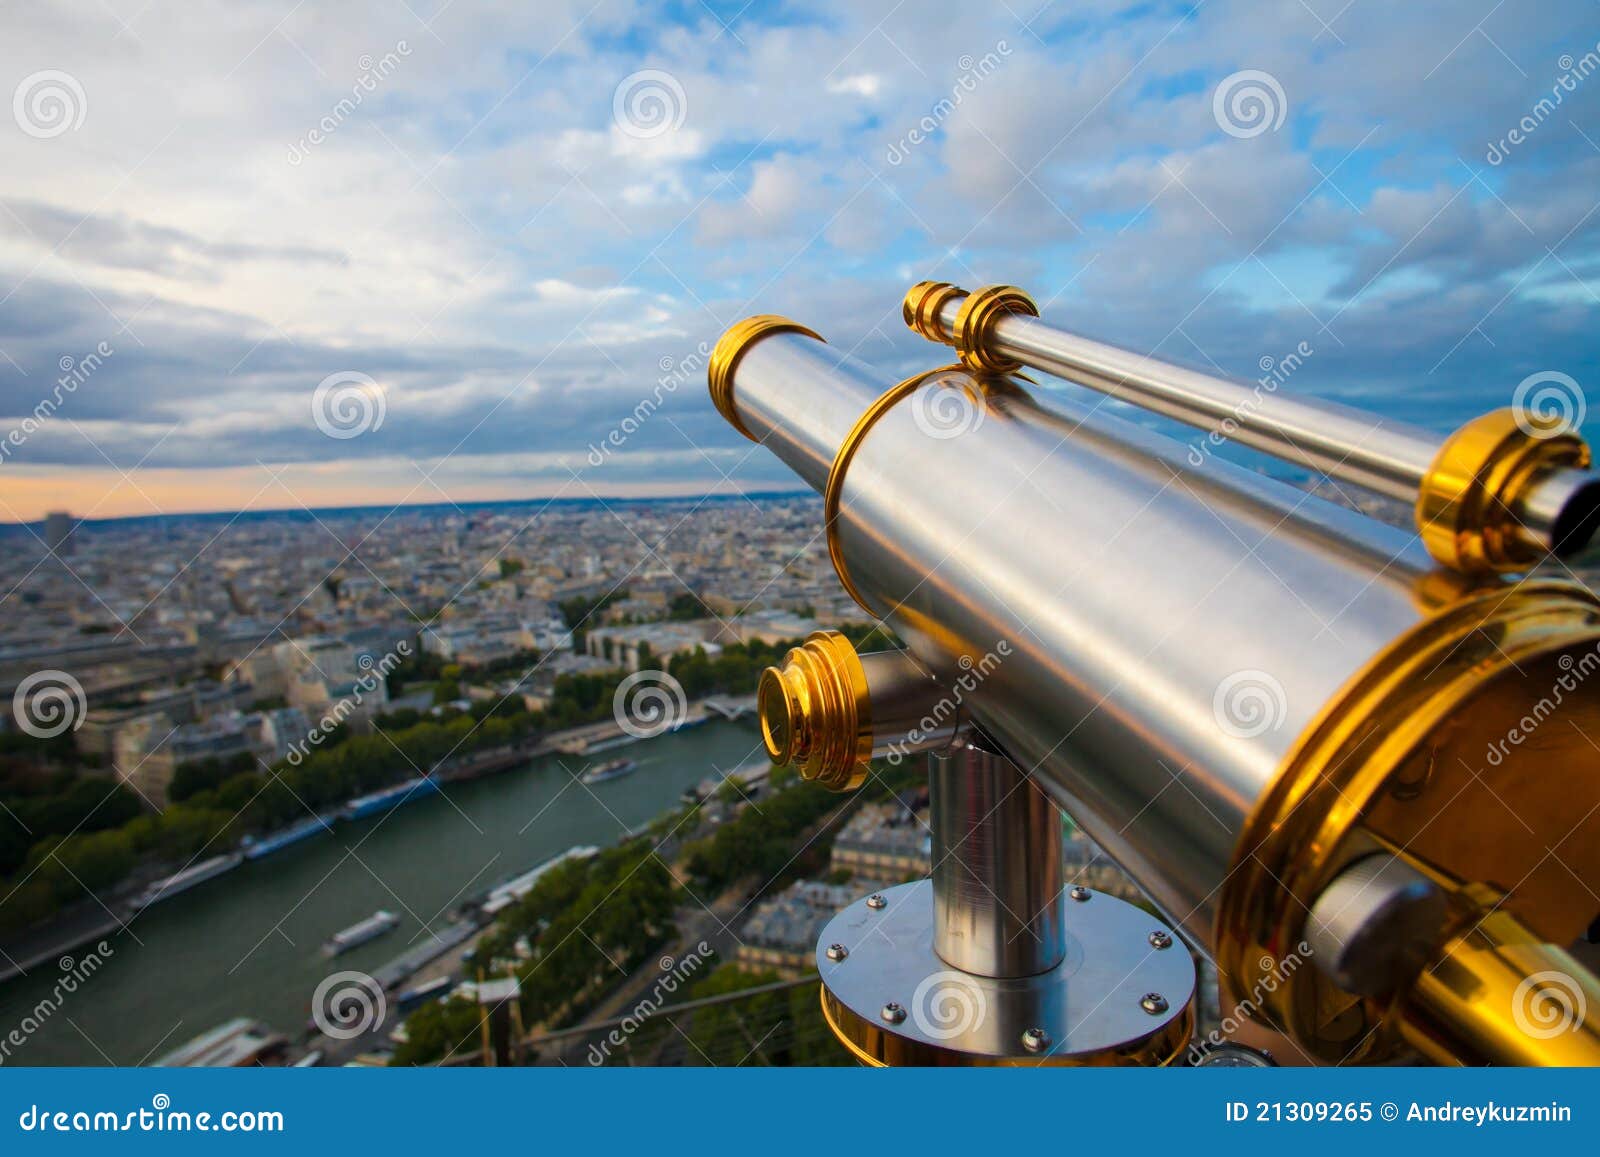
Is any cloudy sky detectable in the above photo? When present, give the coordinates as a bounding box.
[0,0,1597,522]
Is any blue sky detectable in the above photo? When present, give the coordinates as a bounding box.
[1,0,1598,519]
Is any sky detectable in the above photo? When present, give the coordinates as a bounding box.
[1,0,1598,522]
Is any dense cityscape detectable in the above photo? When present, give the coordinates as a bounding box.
[0,493,1163,1066]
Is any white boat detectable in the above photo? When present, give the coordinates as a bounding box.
[131,853,244,910]
[153,1018,287,1067]
[580,758,637,785]
[481,846,599,916]
[323,909,400,956]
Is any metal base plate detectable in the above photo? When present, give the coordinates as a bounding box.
[817,880,1196,1065]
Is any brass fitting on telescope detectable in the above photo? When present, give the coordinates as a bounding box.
[759,633,966,791]
[901,281,1038,374]
[1416,408,1592,574]
[1217,579,1600,1063]
[758,631,873,792]
[707,315,824,441]
[902,280,964,344]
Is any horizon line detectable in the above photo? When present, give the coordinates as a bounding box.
[1,487,817,530]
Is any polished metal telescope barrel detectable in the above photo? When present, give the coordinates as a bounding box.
[902,282,1600,573]
[710,315,1600,1063]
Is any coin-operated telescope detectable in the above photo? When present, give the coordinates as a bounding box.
[707,284,1600,1067]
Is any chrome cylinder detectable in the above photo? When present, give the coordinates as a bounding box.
[863,649,961,760]
[722,330,1452,950]
[930,734,1065,978]
[925,292,1599,558]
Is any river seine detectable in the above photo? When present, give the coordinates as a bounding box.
[0,719,764,1065]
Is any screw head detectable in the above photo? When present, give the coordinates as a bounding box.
[1148,930,1173,950]
[866,893,887,910]
[1140,992,1169,1015]
[1021,1027,1051,1053]
[1070,885,1091,902]
[881,1001,906,1024]
[826,943,848,962]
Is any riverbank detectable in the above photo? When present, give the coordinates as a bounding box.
[0,717,767,1064]
[0,697,756,986]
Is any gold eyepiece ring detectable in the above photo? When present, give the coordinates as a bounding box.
[1416,408,1591,573]
[952,285,1038,374]
[707,315,824,441]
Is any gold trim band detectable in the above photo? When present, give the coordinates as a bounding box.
[756,631,871,791]
[902,280,964,345]
[707,315,824,441]
[1215,579,1600,1062]
[823,365,961,614]
[1416,408,1590,573]
[952,284,1038,373]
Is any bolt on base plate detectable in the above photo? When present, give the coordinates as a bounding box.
[816,880,1196,1066]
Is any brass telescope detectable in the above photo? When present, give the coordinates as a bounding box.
[707,293,1600,1067]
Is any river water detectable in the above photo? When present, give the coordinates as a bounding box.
[0,719,765,1065]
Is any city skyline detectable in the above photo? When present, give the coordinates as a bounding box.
[4,3,1599,521]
